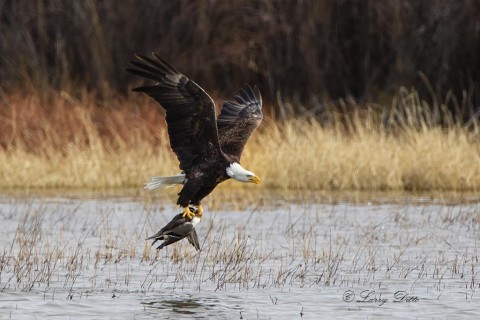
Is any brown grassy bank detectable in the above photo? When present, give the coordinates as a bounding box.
[0,91,479,191]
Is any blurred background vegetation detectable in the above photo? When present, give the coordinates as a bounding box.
[1,0,480,120]
[2,0,480,190]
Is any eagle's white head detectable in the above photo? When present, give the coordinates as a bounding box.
[226,162,261,184]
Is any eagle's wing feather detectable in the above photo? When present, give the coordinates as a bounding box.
[217,86,263,160]
[127,53,221,171]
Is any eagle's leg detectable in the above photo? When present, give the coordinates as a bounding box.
[178,181,204,220]
[181,206,195,220]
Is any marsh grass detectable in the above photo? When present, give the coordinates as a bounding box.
[1,198,479,299]
[0,89,480,191]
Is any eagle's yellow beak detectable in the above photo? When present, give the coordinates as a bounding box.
[252,175,261,185]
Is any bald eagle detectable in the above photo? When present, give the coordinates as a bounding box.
[127,53,262,219]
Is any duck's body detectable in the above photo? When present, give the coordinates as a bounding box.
[148,210,201,251]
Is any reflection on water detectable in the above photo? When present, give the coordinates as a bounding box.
[141,295,231,319]
[143,296,212,313]
[0,193,479,319]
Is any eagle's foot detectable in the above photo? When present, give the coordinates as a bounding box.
[196,205,203,218]
[182,206,195,220]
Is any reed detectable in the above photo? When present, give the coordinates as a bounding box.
[0,90,479,191]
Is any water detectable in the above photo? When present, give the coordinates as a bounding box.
[0,194,479,319]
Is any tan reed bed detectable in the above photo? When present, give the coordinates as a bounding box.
[0,91,479,191]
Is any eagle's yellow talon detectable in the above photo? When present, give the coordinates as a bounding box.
[182,206,195,220]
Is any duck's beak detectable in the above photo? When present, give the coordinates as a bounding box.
[252,175,261,185]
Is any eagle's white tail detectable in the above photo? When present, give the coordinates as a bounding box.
[144,173,186,191]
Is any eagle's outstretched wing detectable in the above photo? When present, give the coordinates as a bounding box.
[127,53,221,171]
[217,86,263,161]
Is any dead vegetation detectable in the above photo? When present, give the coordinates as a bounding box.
[0,89,479,191]
[2,0,480,112]
[0,197,478,299]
